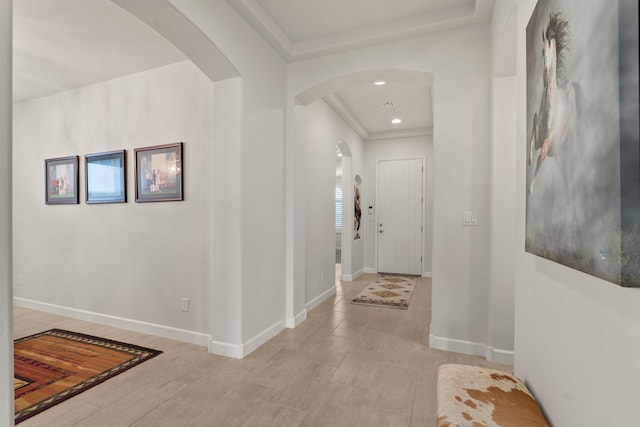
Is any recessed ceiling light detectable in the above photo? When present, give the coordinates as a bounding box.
[374,81,386,86]
[392,118,402,124]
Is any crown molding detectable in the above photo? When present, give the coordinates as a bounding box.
[227,0,495,62]
[367,127,433,141]
[323,94,433,142]
[323,93,369,140]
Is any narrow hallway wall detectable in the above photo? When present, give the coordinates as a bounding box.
[0,0,13,422]
[13,61,213,343]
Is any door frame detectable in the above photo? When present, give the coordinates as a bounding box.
[374,157,426,275]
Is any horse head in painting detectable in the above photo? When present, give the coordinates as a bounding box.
[528,11,580,195]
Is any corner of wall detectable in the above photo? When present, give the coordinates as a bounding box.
[429,325,514,366]
[341,269,363,281]
[306,286,336,311]
[209,316,286,359]
[286,309,307,328]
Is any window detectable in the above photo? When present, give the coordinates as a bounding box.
[335,187,343,229]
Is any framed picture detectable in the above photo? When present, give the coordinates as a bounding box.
[525,0,639,286]
[85,150,127,204]
[45,155,79,205]
[134,142,183,202]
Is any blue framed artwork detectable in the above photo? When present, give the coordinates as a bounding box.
[85,150,127,204]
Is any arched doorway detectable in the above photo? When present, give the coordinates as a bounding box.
[286,69,434,325]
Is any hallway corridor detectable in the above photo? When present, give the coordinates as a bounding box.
[14,274,509,426]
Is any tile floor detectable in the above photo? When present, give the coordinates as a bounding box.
[14,270,509,426]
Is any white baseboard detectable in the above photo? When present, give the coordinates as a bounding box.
[306,286,336,311]
[429,328,514,365]
[487,347,515,365]
[209,339,244,359]
[14,297,210,347]
[243,319,286,356]
[341,269,363,281]
[286,309,307,328]
[422,271,432,278]
[429,331,487,357]
[363,267,377,274]
[210,318,286,359]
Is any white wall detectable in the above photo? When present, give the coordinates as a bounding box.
[491,0,640,425]
[304,99,364,307]
[13,61,213,343]
[165,0,288,353]
[489,76,516,364]
[210,77,243,353]
[12,0,290,357]
[0,0,13,422]
[487,1,518,366]
[362,136,433,277]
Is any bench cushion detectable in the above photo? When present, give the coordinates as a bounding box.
[437,364,548,427]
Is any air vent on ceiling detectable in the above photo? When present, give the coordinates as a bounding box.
[382,100,395,108]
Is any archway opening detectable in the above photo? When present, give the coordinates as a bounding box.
[290,68,434,319]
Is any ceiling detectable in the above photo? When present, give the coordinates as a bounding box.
[13,0,495,138]
[13,0,185,103]
[227,0,495,60]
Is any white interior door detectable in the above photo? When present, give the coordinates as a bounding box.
[377,158,423,275]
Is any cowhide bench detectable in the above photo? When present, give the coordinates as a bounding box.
[436,364,548,427]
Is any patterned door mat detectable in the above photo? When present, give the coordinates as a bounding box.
[351,274,417,309]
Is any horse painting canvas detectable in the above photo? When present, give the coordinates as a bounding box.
[526,0,639,287]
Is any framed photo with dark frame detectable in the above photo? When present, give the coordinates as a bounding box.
[134,142,183,202]
[45,155,79,205]
[85,150,127,204]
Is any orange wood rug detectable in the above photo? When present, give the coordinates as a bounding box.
[13,329,162,424]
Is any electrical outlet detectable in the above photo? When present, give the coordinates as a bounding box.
[463,211,479,226]
[320,271,324,281]
[181,298,190,312]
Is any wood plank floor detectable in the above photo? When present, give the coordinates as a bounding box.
[14,272,510,426]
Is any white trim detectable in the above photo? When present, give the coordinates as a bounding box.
[243,319,286,356]
[487,347,515,365]
[306,286,336,311]
[429,331,486,357]
[324,94,368,140]
[367,127,432,141]
[364,267,377,274]
[227,0,494,61]
[341,269,363,282]
[210,318,287,359]
[422,271,432,278]
[286,309,307,328]
[209,339,244,359]
[14,297,210,347]
[429,327,514,366]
